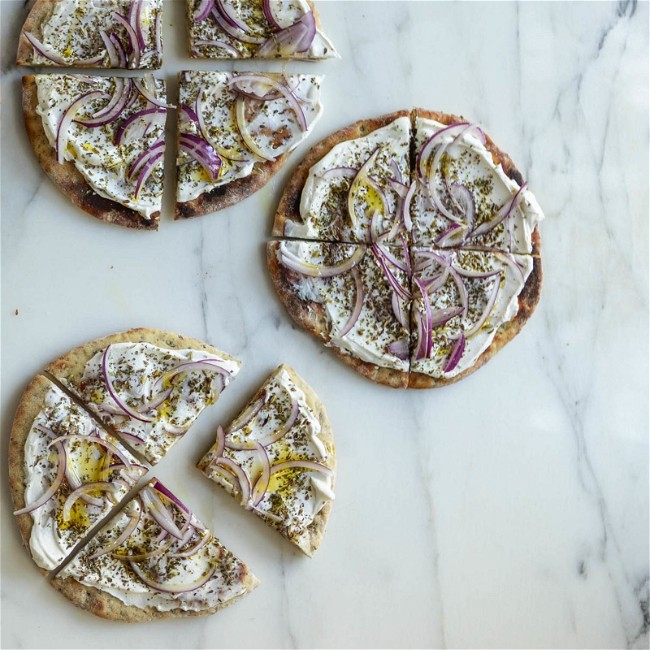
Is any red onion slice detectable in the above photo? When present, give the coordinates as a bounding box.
[451,264,501,280]
[179,134,222,180]
[128,139,165,180]
[435,223,467,248]
[228,397,265,434]
[89,500,141,560]
[129,0,146,50]
[24,31,105,65]
[214,425,226,458]
[49,434,133,469]
[134,78,173,108]
[215,457,251,506]
[391,291,408,328]
[252,442,271,507]
[443,334,466,373]
[193,39,239,55]
[116,431,146,446]
[424,268,450,294]
[194,0,214,22]
[100,30,120,67]
[390,159,404,185]
[449,267,469,317]
[102,345,156,423]
[464,277,501,337]
[171,530,212,558]
[114,107,166,145]
[134,151,163,197]
[388,338,409,360]
[430,306,463,328]
[113,12,141,67]
[129,560,216,594]
[210,7,264,44]
[279,243,365,278]
[416,122,469,180]
[257,11,316,57]
[62,482,118,522]
[415,278,433,358]
[403,182,417,232]
[109,33,128,67]
[374,243,408,273]
[114,534,175,562]
[140,487,184,539]
[153,480,190,514]
[471,183,527,238]
[262,0,282,30]
[449,182,476,231]
[56,91,106,164]
[320,166,358,181]
[338,267,364,337]
[13,441,66,515]
[80,78,132,126]
[154,8,163,55]
[348,148,381,225]
[371,244,411,301]
[214,0,248,32]
[269,460,333,478]
[258,395,299,447]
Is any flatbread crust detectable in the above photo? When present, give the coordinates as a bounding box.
[408,254,543,388]
[44,327,241,389]
[50,559,259,622]
[266,242,409,389]
[22,75,160,230]
[8,374,57,574]
[272,110,411,239]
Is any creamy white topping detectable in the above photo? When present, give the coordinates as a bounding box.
[177,71,323,203]
[290,117,411,243]
[411,250,534,378]
[412,117,544,253]
[35,74,166,218]
[200,367,334,550]
[189,0,338,59]
[59,481,255,612]
[23,383,138,572]
[279,241,410,371]
[32,0,162,68]
[69,342,240,464]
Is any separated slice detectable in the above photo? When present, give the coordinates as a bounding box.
[9,376,145,574]
[268,241,411,388]
[52,478,259,621]
[176,70,323,219]
[23,73,168,229]
[198,364,335,556]
[45,329,242,465]
[409,248,542,388]
[17,0,164,69]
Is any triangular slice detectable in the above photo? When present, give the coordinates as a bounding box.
[9,376,146,574]
[411,109,544,253]
[267,240,411,387]
[198,364,335,556]
[273,111,412,245]
[23,74,168,230]
[17,0,163,69]
[409,247,542,388]
[45,329,242,465]
[52,479,259,621]
[188,0,337,60]
[176,70,323,219]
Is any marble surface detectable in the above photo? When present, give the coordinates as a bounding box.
[1,1,648,648]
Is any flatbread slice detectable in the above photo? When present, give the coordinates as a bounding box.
[267,240,411,388]
[408,247,543,388]
[9,375,145,574]
[175,70,323,219]
[23,74,167,230]
[410,108,544,254]
[44,328,242,465]
[272,110,411,244]
[17,0,163,69]
[52,478,259,621]
[198,364,335,556]
[187,0,337,60]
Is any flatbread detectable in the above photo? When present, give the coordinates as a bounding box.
[272,110,411,239]
[22,75,160,230]
[266,242,410,388]
[198,363,336,556]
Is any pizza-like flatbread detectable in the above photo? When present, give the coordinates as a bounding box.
[198,364,335,556]
[9,375,144,574]
[187,0,337,60]
[267,241,411,388]
[52,479,259,621]
[23,74,167,230]
[17,0,163,69]
[175,70,323,219]
[408,248,543,389]
[44,328,242,465]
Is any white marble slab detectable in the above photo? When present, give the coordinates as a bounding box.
[1,1,648,648]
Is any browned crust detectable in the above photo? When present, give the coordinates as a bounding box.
[187,0,333,61]
[272,110,411,239]
[50,566,259,622]
[44,328,242,388]
[22,76,159,230]
[408,254,543,388]
[266,242,409,388]
[8,374,54,575]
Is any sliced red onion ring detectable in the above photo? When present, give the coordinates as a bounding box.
[258,395,299,447]
[435,223,467,248]
[279,243,365,278]
[102,346,156,423]
[56,91,106,164]
[114,107,166,145]
[210,7,264,44]
[416,122,469,180]
[269,460,333,477]
[262,0,282,30]
[89,500,141,560]
[391,291,408,328]
[215,457,251,506]
[451,264,501,280]
[62,482,118,522]
[13,441,66,515]
[374,243,408,273]
[390,159,404,185]
[128,139,165,180]
[193,39,239,55]
[180,103,200,126]
[214,425,226,458]
[347,148,381,225]
[113,12,141,67]
[194,0,214,22]
[415,278,433,358]
[100,30,120,67]
[50,434,133,469]
[228,397,265,434]
[319,167,358,182]
[109,33,128,67]
[152,358,230,394]
[339,267,364,337]
[449,267,469,317]
[24,31,105,65]
[257,11,316,56]
[130,0,146,50]
[154,8,163,55]
[371,245,410,301]
[388,338,409,360]
[400,181,415,232]
[471,183,527,238]
[443,334,466,373]
[252,443,271,507]
[234,97,275,162]
[214,0,248,32]
[171,530,212,558]
[77,79,132,128]
[179,134,222,180]
[463,277,501,338]
[134,78,173,108]
[140,487,184,539]
[114,534,175,562]
[430,306,463,328]
[424,268,450,294]
[116,431,145,446]
[388,178,408,198]
[153,480,190,514]
[449,182,476,231]
[34,423,57,438]
[134,150,163,197]
[138,386,172,413]
[129,560,216,594]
